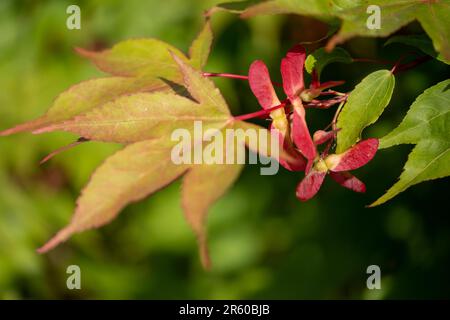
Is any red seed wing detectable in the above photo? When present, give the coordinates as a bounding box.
[280,44,306,98]
[270,123,306,171]
[328,138,379,172]
[329,171,366,193]
[296,169,326,201]
[249,60,280,110]
[292,101,316,160]
[313,130,335,145]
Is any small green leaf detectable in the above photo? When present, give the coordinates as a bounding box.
[304,47,353,77]
[371,79,450,206]
[189,20,214,70]
[38,138,187,253]
[336,70,395,153]
[385,34,448,64]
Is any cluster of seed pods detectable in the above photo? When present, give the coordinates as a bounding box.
[246,45,379,201]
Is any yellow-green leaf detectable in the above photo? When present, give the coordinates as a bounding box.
[189,20,214,70]
[37,92,231,143]
[182,147,243,269]
[0,76,171,136]
[172,53,230,115]
[38,138,187,253]
[76,39,190,78]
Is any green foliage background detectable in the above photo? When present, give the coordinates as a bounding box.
[0,0,449,299]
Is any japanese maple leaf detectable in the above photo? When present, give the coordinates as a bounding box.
[296,138,379,201]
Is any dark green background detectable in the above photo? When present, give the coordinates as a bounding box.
[0,0,449,299]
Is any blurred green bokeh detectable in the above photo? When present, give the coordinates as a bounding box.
[0,0,449,299]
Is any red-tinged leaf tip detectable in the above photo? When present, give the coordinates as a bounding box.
[248,60,281,110]
[329,171,366,193]
[296,170,326,201]
[327,138,379,172]
[280,44,306,98]
[169,50,182,64]
[198,234,211,270]
[292,103,316,160]
[39,138,89,165]
[37,225,75,253]
[0,118,45,136]
[74,47,98,58]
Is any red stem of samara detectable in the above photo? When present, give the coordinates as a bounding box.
[233,101,287,121]
[203,72,283,87]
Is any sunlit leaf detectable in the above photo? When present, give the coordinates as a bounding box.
[0,77,171,136]
[38,138,187,253]
[76,39,190,78]
[182,139,243,269]
[189,19,214,70]
[172,53,230,115]
[36,92,231,143]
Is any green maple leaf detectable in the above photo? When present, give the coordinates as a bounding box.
[370,79,450,206]
[336,69,395,153]
[212,0,450,64]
